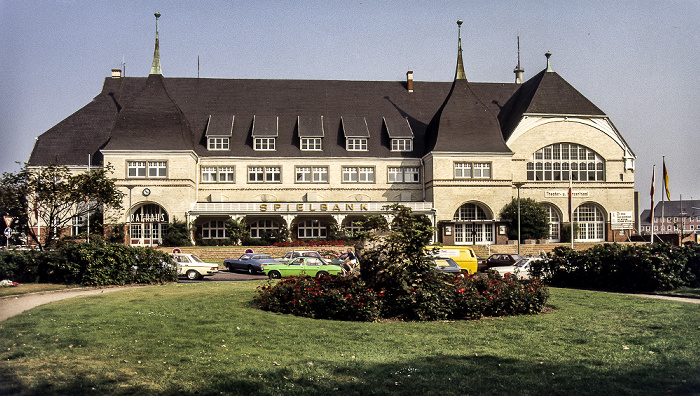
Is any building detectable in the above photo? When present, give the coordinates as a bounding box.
[639,200,700,241]
[28,17,636,246]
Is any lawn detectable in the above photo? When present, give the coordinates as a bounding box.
[0,281,699,395]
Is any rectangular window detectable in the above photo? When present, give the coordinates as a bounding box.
[254,137,276,151]
[346,138,368,151]
[148,161,167,178]
[128,161,147,178]
[301,138,322,151]
[455,162,472,178]
[219,166,235,182]
[201,166,217,182]
[391,139,413,152]
[249,166,281,183]
[388,167,420,183]
[208,137,230,151]
[455,162,491,179]
[342,166,374,183]
[296,166,328,183]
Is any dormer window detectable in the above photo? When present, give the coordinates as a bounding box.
[252,115,278,151]
[342,116,369,152]
[205,115,233,151]
[384,117,414,152]
[346,138,368,151]
[391,139,412,152]
[298,116,324,151]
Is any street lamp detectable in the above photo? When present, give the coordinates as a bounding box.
[513,182,525,256]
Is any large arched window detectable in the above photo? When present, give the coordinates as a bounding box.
[452,203,493,244]
[129,203,168,246]
[527,143,605,181]
[541,204,561,242]
[574,204,605,242]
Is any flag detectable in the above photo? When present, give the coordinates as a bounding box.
[650,165,655,224]
[663,158,670,200]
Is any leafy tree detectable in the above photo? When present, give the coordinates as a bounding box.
[499,198,549,242]
[161,217,193,246]
[0,163,124,250]
[225,218,248,245]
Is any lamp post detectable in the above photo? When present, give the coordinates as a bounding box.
[513,182,525,256]
[126,186,135,246]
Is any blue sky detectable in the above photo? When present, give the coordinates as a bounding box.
[1,0,699,207]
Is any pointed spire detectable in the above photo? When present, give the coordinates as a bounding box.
[513,36,524,84]
[545,51,554,72]
[455,20,467,80]
[150,12,162,75]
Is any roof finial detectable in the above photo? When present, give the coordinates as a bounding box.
[514,36,524,84]
[455,20,466,80]
[150,12,162,75]
[545,51,553,72]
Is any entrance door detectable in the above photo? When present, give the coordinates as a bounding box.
[129,204,168,246]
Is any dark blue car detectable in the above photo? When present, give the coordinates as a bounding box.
[224,253,279,274]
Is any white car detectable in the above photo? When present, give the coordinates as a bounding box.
[494,257,541,279]
[171,253,219,280]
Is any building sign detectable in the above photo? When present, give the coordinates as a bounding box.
[545,191,589,198]
[610,211,634,230]
[260,203,370,212]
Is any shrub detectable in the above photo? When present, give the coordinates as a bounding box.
[531,243,699,292]
[255,275,382,322]
[255,271,549,322]
[0,242,176,286]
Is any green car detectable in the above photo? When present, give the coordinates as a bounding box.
[264,257,343,279]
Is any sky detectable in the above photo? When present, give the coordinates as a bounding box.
[1,0,699,209]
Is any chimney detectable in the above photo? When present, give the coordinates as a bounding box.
[406,70,414,92]
[111,69,122,78]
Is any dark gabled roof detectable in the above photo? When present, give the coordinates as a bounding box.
[28,68,610,165]
[500,69,606,141]
[104,74,194,151]
[425,79,512,153]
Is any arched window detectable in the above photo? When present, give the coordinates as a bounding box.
[297,219,327,239]
[249,220,279,238]
[452,203,493,244]
[527,143,605,181]
[541,204,561,242]
[574,204,605,241]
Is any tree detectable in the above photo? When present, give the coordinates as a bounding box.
[161,218,193,247]
[0,163,124,250]
[499,198,550,242]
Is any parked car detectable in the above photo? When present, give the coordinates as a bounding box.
[224,253,279,274]
[425,246,478,274]
[277,250,324,264]
[171,253,219,280]
[481,254,523,270]
[429,257,461,274]
[263,256,343,279]
[494,257,541,279]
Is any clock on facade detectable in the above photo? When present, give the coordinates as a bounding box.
[142,188,151,197]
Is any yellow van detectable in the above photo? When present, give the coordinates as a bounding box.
[425,246,478,274]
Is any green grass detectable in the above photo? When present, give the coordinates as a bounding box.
[0,283,75,298]
[1,282,699,395]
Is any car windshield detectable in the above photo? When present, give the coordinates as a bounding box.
[253,254,272,259]
[190,255,204,263]
[514,258,529,268]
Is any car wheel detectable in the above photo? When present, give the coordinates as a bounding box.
[316,271,329,279]
[248,265,255,274]
[186,270,200,280]
[268,270,281,279]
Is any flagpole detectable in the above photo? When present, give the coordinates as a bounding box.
[661,156,666,237]
[650,164,655,244]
